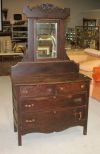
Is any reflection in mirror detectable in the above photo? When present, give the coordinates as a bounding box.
[36,22,57,59]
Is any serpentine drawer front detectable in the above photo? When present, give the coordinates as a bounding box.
[21,106,86,134]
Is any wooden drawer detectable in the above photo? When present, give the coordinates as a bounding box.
[19,85,55,98]
[18,81,86,98]
[21,106,86,133]
[20,93,87,113]
[56,82,86,95]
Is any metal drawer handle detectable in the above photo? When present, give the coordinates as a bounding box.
[74,111,82,121]
[79,112,82,120]
[25,104,34,108]
[25,119,35,123]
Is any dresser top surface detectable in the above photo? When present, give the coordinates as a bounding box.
[12,73,91,86]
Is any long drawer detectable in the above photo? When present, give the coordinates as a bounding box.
[21,106,86,134]
[20,93,87,113]
[19,81,87,98]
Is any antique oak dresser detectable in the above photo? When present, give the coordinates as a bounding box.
[11,4,91,146]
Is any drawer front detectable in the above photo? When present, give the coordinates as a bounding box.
[19,81,86,98]
[56,82,86,95]
[21,111,54,133]
[21,106,86,133]
[20,85,55,98]
[20,93,87,113]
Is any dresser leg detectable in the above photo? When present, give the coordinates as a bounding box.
[83,125,87,135]
[14,123,17,132]
[18,132,22,146]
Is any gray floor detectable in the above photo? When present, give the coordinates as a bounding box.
[0,76,100,154]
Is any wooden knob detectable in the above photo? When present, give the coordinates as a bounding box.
[48,88,52,92]
[53,96,56,99]
[53,111,57,114]
[60,87,64,90]
[67,94,72,98]
[21,89,28,94]
[81,84,85,89]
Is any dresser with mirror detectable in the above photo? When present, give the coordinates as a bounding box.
[11,4,91,146]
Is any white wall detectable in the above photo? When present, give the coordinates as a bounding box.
[2,0,100,27]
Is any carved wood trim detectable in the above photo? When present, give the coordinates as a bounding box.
[23,3,70,19]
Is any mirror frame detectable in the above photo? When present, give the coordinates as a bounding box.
[23,4,70,61]
[0,0,2,31]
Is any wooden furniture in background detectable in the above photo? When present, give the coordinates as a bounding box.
[76,26,99,50]
[0,53,23,75]
[11,4,91,146]
[83,18,96,27]
[0,21,25,75]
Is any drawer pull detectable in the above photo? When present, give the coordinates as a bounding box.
[74,98,82,102]
[25,119,35,123]
[53,96,56,99]
[21,89,28,94]
[79,112,82,120]
[60,87,64,90]
[67,94,72,98]
[74,111,82,121]
[81,84,85,89]
[48,88,52,92]
[25,104,34,108]
[53,111,57,114]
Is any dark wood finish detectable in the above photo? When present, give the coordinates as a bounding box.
[11,4,91,146]
[83,18,96,27]
[0,53,23,75]
[23,4,70,19]
[11,61,91,146]
[76,26,99,49]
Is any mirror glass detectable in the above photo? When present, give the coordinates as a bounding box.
[36,22,57,59]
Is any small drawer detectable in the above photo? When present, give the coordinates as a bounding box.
[53,93,87,108]
[20,98,53,112]
[71,93,87,106]
[20,96,69,112]
[20,85,55,98]
[21,111,55,132]
[56,82,86,95]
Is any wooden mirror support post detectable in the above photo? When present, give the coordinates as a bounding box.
[11,4,91,146]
